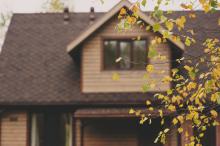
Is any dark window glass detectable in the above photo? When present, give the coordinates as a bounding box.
[103,39,148,70]
[104,41,117,69]
[119,41,131,69]
[133,40,147,69]
[31,113,72,146]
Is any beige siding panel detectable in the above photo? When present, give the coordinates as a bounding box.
[181,121,193,146]
[82,16,171,93]
[1,112,28,146]
[75,119,82,146]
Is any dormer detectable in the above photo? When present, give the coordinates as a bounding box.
[67,0,184,93]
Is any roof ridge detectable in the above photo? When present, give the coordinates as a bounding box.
[13,12,106,15]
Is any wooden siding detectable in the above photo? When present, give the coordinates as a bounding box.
[1,112,27,146]
[181,121,193,146]
[216,117,220,146]
[82,119,138,146]
[82,16,171,93]
[165,127,178,146]
[75,119,82,146]
[74,118,179,146]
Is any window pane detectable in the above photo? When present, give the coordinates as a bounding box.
[104,41,117,69]
[120,41,131,69]
[133,40,147,69]
[31,113,72,146]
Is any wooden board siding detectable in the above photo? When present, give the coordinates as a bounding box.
[216,117,220,146]
[82,16,171,93]
[164,127,178,146]
[74,118,179,146]
[75,119,83,146]
[82,119,138,146]
[181,121,193,146]
[0,112,28,146]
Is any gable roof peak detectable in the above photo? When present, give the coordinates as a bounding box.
[66,0,133,53]
[66,0,185,53]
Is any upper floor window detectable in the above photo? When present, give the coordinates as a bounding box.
[103,39,148,70]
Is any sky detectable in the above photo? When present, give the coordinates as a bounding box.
[0,0,204,51]
[0,0,202,13]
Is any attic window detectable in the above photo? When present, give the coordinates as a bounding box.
[103,39,148,70]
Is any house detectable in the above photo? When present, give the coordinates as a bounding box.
[0,0,219,146]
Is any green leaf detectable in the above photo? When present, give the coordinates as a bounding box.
[148,47,158,58]
[153,23,161,32]
[141,0,147,6]
[142,84,150,93]
[185,37,191,46]
[189,71,196,80]
[167,89,173,95]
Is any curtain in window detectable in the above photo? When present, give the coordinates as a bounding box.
[31,114,40,146]
[63,114,72,146]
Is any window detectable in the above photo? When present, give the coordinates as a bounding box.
[31,113,72,146]
[103,39,148,70]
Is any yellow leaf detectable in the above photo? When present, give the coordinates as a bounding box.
[156,37,162,44]
[158,109,163,117]
[175,16,186,30]
[129,108,135,114]
[210,110,218,118]
[168,105,176,112]
[161,118,164,125]
[119,8,127,15]
[165,20,174,31]
[127,16,137,24]
[112,73,120,81]
[180,3,193,10]
[146,64,154,72]
[187,82,197,91]
[177,115,184,124]
[199,0,206,5]
[140,117,147,124]
[135,110,141,116]
[199,133,204,138]
[189,13,196,19]
[164,128,170,133]
[146,100,151,105]
[211,93,217,102]
[178,127,183,133]
[203,3,210,13]
[184,65,193,72]
[172,118,178,125]
[149,107,154,111]
[162,76,172,82]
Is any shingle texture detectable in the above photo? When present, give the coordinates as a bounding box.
[0,11,220,106]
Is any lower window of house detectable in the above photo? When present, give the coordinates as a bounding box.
[80,118,178,146]
[31,113,72,146]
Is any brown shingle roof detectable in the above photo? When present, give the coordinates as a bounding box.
[0,11,220,106]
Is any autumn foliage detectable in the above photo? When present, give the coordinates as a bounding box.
[115,0,220,145]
